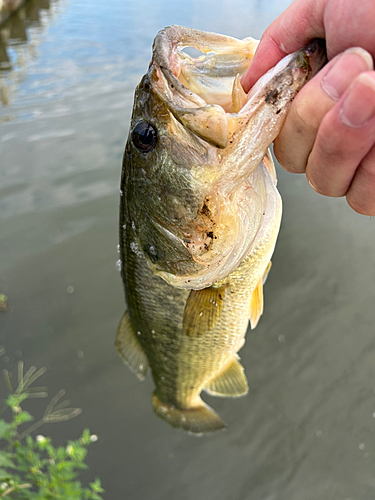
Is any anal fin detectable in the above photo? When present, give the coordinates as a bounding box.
[115,311,149,381]
[205,356,248,397]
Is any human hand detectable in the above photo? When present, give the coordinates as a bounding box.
[241,0,375,215]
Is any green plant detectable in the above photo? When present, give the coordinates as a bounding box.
[0,362,104,499]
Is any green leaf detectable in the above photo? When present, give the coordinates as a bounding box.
[6,393,27,409]
[90,478,104,493]
[90,493,104,500]
[80,429,91,445]
[1,364,102,499]
[0,420,11,439]
[0,467,11,480]
[14,411,34,426]
[0,452,15,468]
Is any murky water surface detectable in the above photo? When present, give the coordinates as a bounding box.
[1,1,375,498]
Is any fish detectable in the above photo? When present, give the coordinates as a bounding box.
[117,25,326,433]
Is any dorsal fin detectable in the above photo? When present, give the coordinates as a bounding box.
[205,356,248,397]
[115,311,149,381]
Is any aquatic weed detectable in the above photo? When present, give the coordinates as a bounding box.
[0,362,104,499]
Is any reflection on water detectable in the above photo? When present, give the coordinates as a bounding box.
[0,0,63,106]
[1,1,375,499]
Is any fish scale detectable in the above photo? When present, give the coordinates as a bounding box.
[117,26,326,433]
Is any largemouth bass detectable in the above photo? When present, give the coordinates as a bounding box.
[117,26,326,433]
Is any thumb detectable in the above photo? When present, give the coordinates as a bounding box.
[241,0,325,92]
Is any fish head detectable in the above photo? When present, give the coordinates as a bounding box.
[123,26,327,289]
[125,61,229,277]
[124,26,258,280]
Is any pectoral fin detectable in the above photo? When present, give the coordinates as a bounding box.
[115,311,149,381]
[249,261,272,329]
[183,285,226,337]
[205,356,248,397]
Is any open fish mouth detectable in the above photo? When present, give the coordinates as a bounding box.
[130,26,326,290]
[150,26,325,150]
[150,26,259,149]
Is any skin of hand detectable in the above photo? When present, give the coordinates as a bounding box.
[241,0,375,215]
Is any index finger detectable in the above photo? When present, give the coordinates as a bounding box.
[241,0,325,92]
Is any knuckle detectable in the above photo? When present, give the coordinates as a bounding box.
[313,132,341,164]
[292,87,323,134]
[315,104,375,165]
[273,136,305,173]
[313,115,353,164]
[272,94,322,173]
[293,98,320,134]
[273,139,294,171]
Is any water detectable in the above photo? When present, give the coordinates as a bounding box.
[1,1,375,498]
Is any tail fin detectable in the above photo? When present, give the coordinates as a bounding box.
[152,392,225,434]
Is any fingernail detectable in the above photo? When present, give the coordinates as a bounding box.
[322,48,373,101]
[340,73,375,128]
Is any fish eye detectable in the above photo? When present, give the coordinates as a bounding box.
[132,121,157,153]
